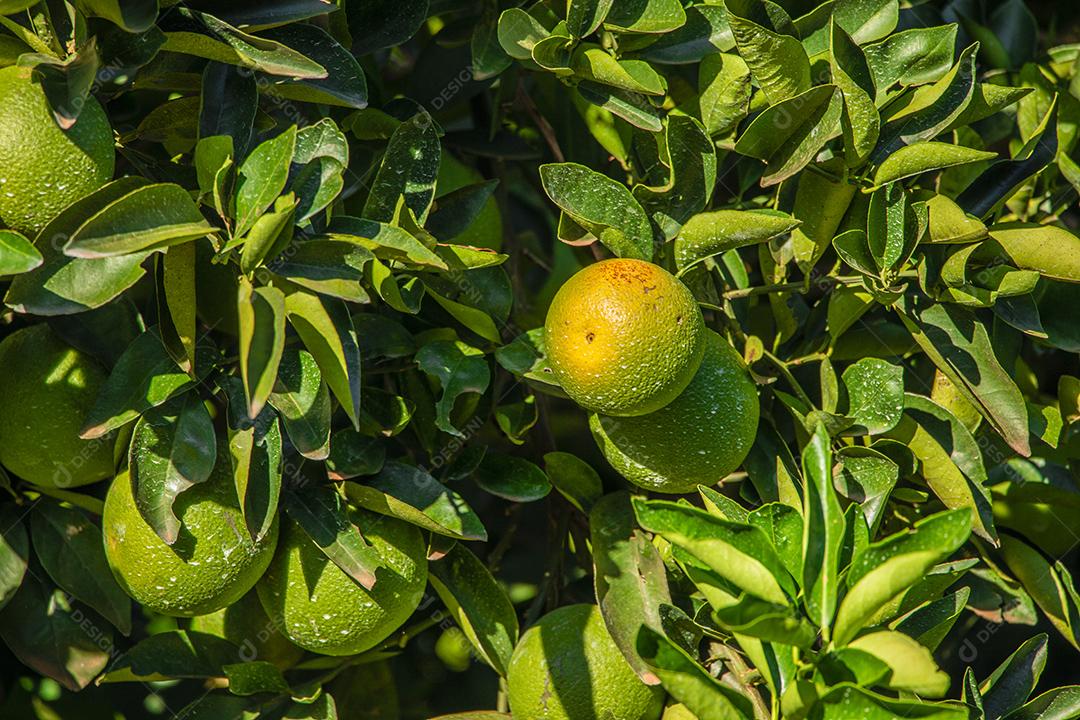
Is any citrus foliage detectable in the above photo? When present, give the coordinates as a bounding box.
[0,0,1077,719]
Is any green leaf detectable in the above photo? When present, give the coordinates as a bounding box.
[222,377,282,544]
[925,194,987,244]
[747,502,803,581]
[633,497,795,605]
[497,8,550,60]
[0,229,42,275]
[363,111,441,224]
[979,634,1047,720]
[725,0,810,105]
[872,142,997,188]
[0,505,28,612]
[234,126,298,238]
[812,684,969,719]
[345,461,487,541]
[282,485,383,591]
[102,629,239,682]
[473,453,550,502]
[163,243,197,372]
[636,626,755,720]
[734,85,844,187]
[1002,687,1080,720]
[544,452,603,514]
[167,8,327,79]
[675,210,799,272]
[0,571,111,691]
[539,163,653,260]
[325,429,385,480]
[31,500,132,635]
[863,25,958,101]
[572,47,665,96]
[328,216,445,269]
[872,44,978,164]
[985,223,1080,283]
[866,182,918,274]
[75,0,157,32]
[576,82,664,132]
[833,509,972,646]
[415,340,490,437]
[199,66,255,156]
[999,535,1080,651]
[887,393,994,542]
[847,630,950,696]
[830,20,879,167]
[632,115,716,236]
[129,393,217,545]
[284,286,363,429]
[801,423,844,638]
[835,446,898,533]
[290,119,349,223]
[81,326,194,439]
[841,358,904,434]
[259,24,367,109]
[591,492,671,685]
[223,661,289,696]
[604,0,686,34]
[698,52,751,136]
[239,194,296,274]
[895,296,1030,456]
[238,281,286,419]
[268,347,331,461]
[712,593,816,647]
[638,6,734,64]
[892,587,970,652]
[428,542,518,676]
[791,168,858,271]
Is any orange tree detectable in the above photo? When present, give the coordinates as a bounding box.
[0,0,1078,718]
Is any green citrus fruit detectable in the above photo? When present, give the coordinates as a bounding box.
[507,604,664,720]
[0,324,114,487]
[190,590,304,669]
[0,66,114,236]
[256,508,427,656]
[102,459,279,617]
[590,330,759,494]
[544,259,705,417]
[436,152,503,250]
[435,626,473,672]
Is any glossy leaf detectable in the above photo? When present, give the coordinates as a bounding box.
[282,485,382,590]
[346,461,487,541]
[238,281,286,419]
[129,393,217,545]
[428,543,518,676]
[415,340,490,437]
[539,163,653,260]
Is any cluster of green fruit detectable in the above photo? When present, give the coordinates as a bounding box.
[0,324,428,662]
[544,258,760,494]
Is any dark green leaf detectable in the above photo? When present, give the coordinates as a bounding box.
[82,326,194,439]
[282,485,383,590]
[591,492,671,685]
[129,393,217,545]
[346,461,487,541]
[429,542,518,676]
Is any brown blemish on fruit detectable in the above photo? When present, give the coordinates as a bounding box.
[585,332,595,344]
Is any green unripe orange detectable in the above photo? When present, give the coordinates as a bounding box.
[256,508,427,656]
[544,259,705,417]
[0,66,114,236]
[0,324,114,487]
[507,604,664,720]
[591,330,759,494]
[102,460,279,617]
